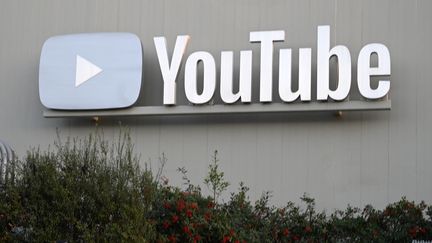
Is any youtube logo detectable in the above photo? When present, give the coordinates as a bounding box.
[39,33,142,110]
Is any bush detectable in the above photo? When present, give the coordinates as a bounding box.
[0,131,431,242]
[0,131,158,242]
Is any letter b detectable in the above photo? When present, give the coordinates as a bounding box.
[317,25,351,101]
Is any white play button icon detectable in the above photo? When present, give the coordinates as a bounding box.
[75,55,102,87]
[39,33,142,110]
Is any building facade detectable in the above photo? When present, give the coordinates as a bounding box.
[0,0,431,210]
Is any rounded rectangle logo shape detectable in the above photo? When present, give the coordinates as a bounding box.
[39,33,142,110]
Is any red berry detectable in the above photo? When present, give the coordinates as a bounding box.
[172,215,179,224]
[186,209,193,218]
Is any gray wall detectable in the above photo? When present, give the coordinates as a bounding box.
[0,0,431,210]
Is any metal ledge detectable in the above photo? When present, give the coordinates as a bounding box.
[43,100,391,118]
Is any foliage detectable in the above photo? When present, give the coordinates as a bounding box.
[0,131,431,242]
[0,131,158,242]
[204,150,229,205]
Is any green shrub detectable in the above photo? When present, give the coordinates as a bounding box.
[0,131,158,242]
[0,131,431,242]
